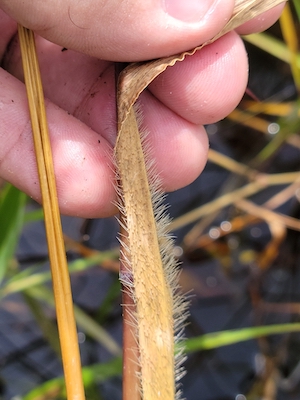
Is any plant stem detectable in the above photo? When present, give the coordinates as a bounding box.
[18,25,85,400]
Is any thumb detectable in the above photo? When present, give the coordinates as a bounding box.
[0,0,235,61]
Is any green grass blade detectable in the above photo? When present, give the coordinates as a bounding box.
[27,285,121,356]
[292,0,300,21]
[23,357,122,400]
[280,3,300,91]
[0,184,27,282]
[244,32,300,67]
[0,251,118,298]
[252,102,300,164]
[23,291,61,357]
[185,323,300,352]
[24,207,44,224]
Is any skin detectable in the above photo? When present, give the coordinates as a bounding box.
[0,1,285,217]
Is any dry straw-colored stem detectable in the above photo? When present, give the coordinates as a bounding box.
[18,26,85,400]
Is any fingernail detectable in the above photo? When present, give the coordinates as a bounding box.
[162,0,216,23]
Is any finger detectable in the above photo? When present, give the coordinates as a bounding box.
[0,68,116,217]
[138,91,209,192]
[235,3,286,35]
[0,0,235,61]
[0,8,17,59]
[1,28,209,212]
[3,31,246,136]
[0,66,208,217]
[149,31,248,125]
[2,32,118,145]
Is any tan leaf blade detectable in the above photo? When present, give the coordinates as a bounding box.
[116,107,175,399]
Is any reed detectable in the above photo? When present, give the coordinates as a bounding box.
[18,26,85,400]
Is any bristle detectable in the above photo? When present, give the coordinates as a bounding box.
[115,103,188,399]
[141,112,189,388]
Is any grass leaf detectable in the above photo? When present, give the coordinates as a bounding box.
[23,357,122,400]
[185,323,300,352]
[0,184,27,282]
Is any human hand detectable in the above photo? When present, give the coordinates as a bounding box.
[0,1,285,217]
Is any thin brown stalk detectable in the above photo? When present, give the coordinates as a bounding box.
[235,198,300,231]
[122,287,141,400]
[18,26,85,400]
[208,149,257,179]
[228,108,270,133]
[119,220,141,400]
[280,2,300,91]
[170,172,300,232]
[184,175,300,252]
[264,177,300,209]
[257,220,286,269]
